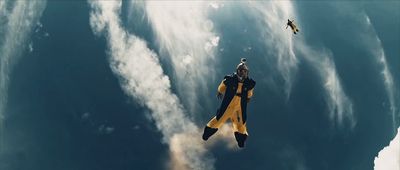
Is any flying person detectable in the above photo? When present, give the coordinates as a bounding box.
[286,19,299,34]
[202,58,256,148]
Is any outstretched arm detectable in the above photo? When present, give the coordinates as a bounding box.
[217,79,226,100]
[247,88,254,103]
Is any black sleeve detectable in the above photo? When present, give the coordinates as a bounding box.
[223,75,232,85]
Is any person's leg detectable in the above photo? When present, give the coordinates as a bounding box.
[232,110,248,148]
[234,131,247,148]
[202,107,233,141]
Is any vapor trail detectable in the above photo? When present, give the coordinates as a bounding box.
[88,1,214,169]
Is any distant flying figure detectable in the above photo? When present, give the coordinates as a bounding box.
[286,19,299,34]
[202,58,256,148]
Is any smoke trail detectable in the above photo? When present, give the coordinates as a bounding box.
[88,1,214,169]
[0,0,46,152]
[364,14,398,134]
[144,1,220,114]
[247,1,299,99]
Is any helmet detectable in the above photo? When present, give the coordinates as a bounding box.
[236,58,249,81]
[236,58,248,71]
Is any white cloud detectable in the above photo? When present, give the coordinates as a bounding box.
[169,132,216,170]
[297,44,355,128]
[321,56,355,128]
[88,1,214,169]
[329,3,398,132]
[144,1,219,114]
[279,146,308,170]
[0,0,46,151]
[34,21,43,33]
[132,125,140,130]
[208,123,238,150]
[28,42,33,52]
[81,112,90,120]
[248,1,354,128]
[247,1,299,99]
[374,127,400,170]
[209,2,224,9]
[363,14,398,134]
[0,1,6,20]
[98,124,115,134]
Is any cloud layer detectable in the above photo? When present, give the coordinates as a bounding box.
[297,44,355,128]
[247,1,299,98]
[248,1,354,128]
[374,127,400,170]
[0,0,46,152]
[363,14,398,134]
[88,1,214,169]
[144,1,220,114]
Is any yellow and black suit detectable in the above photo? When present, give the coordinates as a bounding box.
[287,20,299,34]
[202,73,256,148]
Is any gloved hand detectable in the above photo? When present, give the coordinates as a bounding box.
[216,92,223,100]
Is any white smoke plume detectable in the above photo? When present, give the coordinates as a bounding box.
[207,123,238,150]
[88,1,214,169]
[0,0,46,152]
[144,1,220,114]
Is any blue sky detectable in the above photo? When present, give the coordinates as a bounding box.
[0,1,399,170]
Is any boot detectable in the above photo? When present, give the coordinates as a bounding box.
[202,126,218,141]
[234,132,248,148]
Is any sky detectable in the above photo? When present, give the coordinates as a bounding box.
[0,1,399,170]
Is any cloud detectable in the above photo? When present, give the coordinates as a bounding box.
[0,0,46,151]
[363,14,398,134]
[374,127,400,170]
[81,112,90,120]
[209,1,224,10]
[248,1,354,128]
[168,132,215,170]
[0,1,6,23]
[329,2,398,132]
[297,44,355,129]
[88,1,214,169]
[98,124,115,135]
[144,1,220,114]
[247,1,299,99]
[28,42,33,52]
[321,56,355,128]
[279,146,308,170]
[210,123,239,150]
